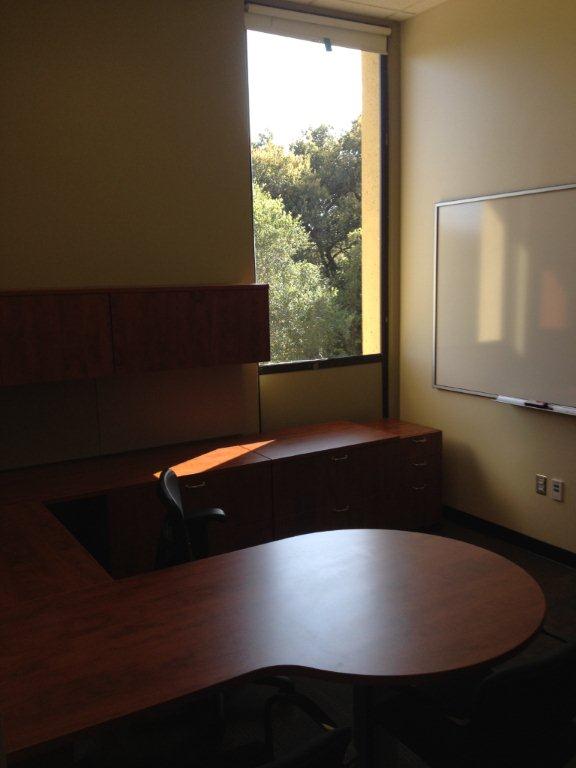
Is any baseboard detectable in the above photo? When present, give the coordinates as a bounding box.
[443,506,576,569]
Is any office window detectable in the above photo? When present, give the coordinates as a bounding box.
[247,21,384,369]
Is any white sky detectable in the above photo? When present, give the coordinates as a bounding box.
[247,30,362,148]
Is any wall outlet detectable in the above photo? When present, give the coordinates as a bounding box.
[536,474,547,495]
[551,479,564,502]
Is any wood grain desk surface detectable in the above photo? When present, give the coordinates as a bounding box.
[0,502,110,610]
[0,529,545,758]
[241,422,398,461]
[0,421,397,505]
[0,440,268,506]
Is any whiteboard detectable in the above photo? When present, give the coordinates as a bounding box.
[434,183,576,408]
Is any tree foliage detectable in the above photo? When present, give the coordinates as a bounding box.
[252,121,362,362]
[253,183,350,362]
[252,120,361,280]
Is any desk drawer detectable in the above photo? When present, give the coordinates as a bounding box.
[403,478,442,529]
[275,499,366,540]
[273,444,380,522]
[180,464,273,555]
[400,432,441,462]
[404,454,440,487]
[325,444,381,504]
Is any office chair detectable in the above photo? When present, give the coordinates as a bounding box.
[209,721,351,768]
[262,727,351,768]
[374,639,576,768]
[156,468,226,568]
[156,469,335,736]
[77,693,350,768]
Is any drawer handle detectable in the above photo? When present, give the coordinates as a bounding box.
[412,437,428,444]
[412,461,428,468]
[412,484,427,491]
[185,481,207,489]
[331,454,349,462]
[333,505,350,513]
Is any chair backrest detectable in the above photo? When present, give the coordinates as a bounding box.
[470,640,576,765]
[158,467,184,515]
[156,468,193,569]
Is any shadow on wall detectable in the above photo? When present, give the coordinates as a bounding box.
[442,436,506,525]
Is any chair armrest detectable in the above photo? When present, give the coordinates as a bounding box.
[183,507,226,525]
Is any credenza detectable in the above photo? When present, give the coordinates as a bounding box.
[0,419,442,579]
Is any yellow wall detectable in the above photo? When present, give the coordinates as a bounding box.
[0,0,385,468]
[361,52,381,356]
[0,0,255,289]
[0,0,259,467]
[260,363,382,432]
[400,0,576,550]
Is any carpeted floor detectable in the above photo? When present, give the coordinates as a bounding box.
[23,519,576,767]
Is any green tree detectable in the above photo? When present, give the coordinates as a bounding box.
[335,230,362,355]
[252,120,361,282]
[253,183,350,362]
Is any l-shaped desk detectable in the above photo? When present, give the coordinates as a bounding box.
[0,420,545,766]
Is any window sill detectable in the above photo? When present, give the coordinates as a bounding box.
[258,353,382,375]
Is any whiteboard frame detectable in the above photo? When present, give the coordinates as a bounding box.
[432,182,576,400]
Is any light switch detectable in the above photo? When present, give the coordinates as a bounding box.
[536,474,547,495]
[551,479,564,502]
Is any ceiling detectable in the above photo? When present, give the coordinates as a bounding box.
[292,0,450,22]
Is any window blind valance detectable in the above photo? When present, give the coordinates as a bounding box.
[245,3,390,54]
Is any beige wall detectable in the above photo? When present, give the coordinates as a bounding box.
[260,363,382,432]
[361,52,381,356]
[0,0,259,467]
[400,0,576,550]
[0,0,386,469]
[0,0,255,289]
[385,26,402,417]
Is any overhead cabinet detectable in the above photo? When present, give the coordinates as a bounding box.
[0,292,114,386]
[110,286,270,374]
[0,285,270,386]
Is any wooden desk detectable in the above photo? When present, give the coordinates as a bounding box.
[0,419,442,577]
[0,529,545,765]
[0,502,110,610]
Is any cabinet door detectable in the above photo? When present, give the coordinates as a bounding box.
[110,290,210,374]
[0,293,113,385]
[110,286,270,375]
[180,464,273,555]
[209,287,270,365]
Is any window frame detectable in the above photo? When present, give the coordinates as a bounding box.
[258,352,383,375]
[256,54,389,405]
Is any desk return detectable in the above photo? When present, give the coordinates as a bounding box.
[0,420,442,579]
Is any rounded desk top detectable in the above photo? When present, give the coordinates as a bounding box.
[1,529,546,755]
[229,528,546,681]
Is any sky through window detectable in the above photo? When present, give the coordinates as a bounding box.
[247,31,362,147]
